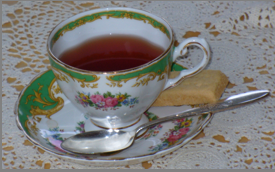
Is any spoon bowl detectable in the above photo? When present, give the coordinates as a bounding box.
[62,129,135,154]
[61,90,269,154]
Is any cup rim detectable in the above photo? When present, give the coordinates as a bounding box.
[47,7,175,75]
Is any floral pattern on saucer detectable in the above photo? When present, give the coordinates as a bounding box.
[42,121,86,153]
[149,118,192,152]
[42,112,162,152]
[42,127,66,153]
[75,91,139,110]
[75,121,85,133]
[142,111,163,140]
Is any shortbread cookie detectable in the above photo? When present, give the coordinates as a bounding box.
[152,70,228,106]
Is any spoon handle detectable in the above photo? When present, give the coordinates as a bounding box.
[135,90,269,134]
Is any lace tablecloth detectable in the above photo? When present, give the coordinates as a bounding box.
[2,1,275,169]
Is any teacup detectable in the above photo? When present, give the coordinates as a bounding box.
[47,7,210,129]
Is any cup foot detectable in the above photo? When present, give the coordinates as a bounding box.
[84,113,149,138]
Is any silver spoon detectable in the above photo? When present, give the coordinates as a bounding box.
[61,90,269,154]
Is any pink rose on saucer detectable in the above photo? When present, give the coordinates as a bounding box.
[167,134,181,142]
[104,97,118,108]
[179,127,189,136]
[48,137,66,153]
[176,118,185,123]
[91,94,105,104]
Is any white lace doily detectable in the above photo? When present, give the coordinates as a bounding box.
[2,1,275,169]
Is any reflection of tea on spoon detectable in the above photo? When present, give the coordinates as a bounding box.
[58,34,165,71]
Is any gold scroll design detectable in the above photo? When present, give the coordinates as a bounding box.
[52,67,100,89]
[25,115,40,137]
[105,12,168,36]
[106,66,168,88]
[25,78,64,119]
[52,11,169,45]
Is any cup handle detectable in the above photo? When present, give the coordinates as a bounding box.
[163,37,211,90]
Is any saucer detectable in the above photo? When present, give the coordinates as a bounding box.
[15,70,213,166]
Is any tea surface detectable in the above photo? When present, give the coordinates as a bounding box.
[58,35,165,71]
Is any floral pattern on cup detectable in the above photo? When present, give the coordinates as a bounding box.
[75,91,139,110]
[148,118,193,152]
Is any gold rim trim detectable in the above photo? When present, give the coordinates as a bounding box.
[51,10,171,45]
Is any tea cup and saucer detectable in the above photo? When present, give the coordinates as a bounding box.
[15,7,213,163]
[47,7,211,131]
